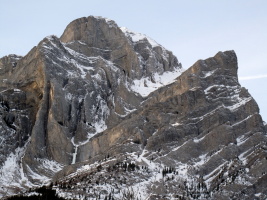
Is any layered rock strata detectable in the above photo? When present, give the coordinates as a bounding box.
[0,16,266,200]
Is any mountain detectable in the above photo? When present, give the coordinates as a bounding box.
[0,16,266,200]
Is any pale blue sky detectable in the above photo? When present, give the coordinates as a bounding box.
[1,0,266,121]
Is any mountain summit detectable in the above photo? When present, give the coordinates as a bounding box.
[0,16,266,200]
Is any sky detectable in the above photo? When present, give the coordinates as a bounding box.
[0,0,266,121]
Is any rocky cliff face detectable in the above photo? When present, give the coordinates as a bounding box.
[0,16,266,200]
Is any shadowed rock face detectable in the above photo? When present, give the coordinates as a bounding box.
[0,16,266,200]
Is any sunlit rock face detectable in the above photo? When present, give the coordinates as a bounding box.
[0,16,266,200]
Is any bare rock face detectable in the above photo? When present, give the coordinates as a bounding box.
[0,16,182,196]
[0,16,266,200]
[54,51,267,200]
[60,16,179,80]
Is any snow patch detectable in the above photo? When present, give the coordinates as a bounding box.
[234,174,252,186]
[204,84,252,112]
[93,16,117,28]
[193,135,206,143]
[194,153,208,167]
[65,93,73,101]
[130,67,182,97]
[120,27,159,48]
[0,146,33,197]
[40,159,64,173]
[238,148,254,165]
[26,165,50,183]
[13,88,21,92]
[232,115,253,127]
[255,193,262,197]
[71,138,78,164]
[91,94,109,135]
[225,97,252,111]
[171,122,181,127]
[236,134,250,146]
[202,69,218,78]
[204,161,227,186]
[26,159,63,184]
[93,117,107,134]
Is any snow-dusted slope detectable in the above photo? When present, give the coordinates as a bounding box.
[0,16,266,200]
[51,51,267,200]
[120,27,161,48]
[130,67,183,97]
[120,26,183,97]
[0,16,183,198]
